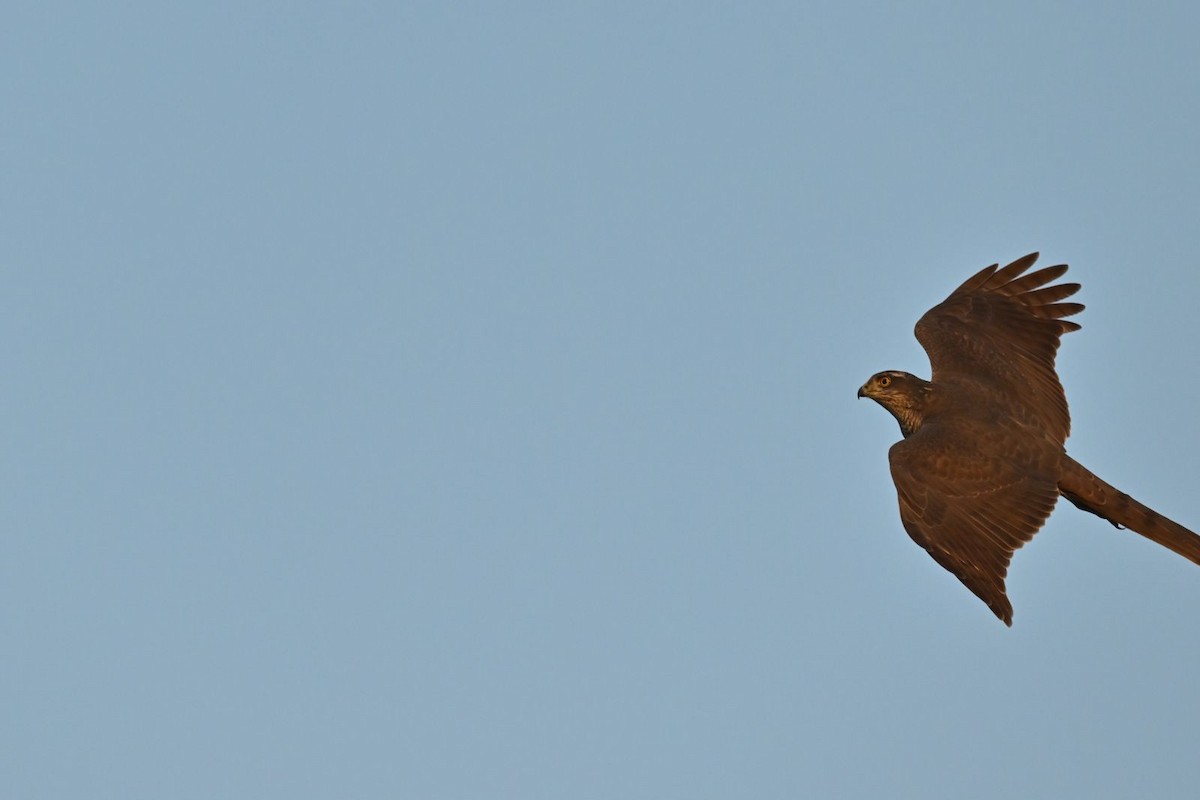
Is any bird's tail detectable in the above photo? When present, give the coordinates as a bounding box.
[1058,454,1200,565]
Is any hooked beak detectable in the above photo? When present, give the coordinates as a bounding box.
[857,383,869,399]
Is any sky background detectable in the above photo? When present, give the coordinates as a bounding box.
[4,3,1200,798]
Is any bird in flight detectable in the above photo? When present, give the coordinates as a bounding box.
[858,253,1200,625]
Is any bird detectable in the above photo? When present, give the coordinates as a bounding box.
[858,253,1200,625]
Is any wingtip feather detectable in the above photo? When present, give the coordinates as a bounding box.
[953,262,999,294]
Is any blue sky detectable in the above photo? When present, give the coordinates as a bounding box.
[4,3,1200,798]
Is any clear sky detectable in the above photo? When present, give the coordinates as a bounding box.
[4,3,1200,798]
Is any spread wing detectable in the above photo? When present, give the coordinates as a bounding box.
[889,424,1062,625]
[915,252,1083,443]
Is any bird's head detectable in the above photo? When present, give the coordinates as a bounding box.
[857,371,932,437]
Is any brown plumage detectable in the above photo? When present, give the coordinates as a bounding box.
[859,253,1200,625]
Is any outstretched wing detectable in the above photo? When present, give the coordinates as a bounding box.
[915,253,1083,443]
[888,423,1063,625]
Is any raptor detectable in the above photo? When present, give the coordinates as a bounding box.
[858,253,1200,624]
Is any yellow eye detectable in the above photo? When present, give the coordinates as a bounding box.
[878,375,891,388]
